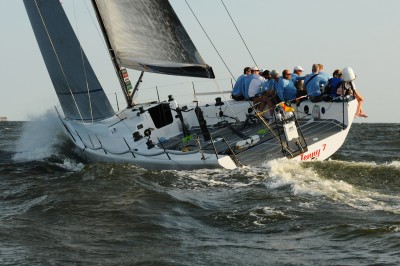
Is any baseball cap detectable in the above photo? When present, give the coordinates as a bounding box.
[270,69,280,77]
[294,66,303,71]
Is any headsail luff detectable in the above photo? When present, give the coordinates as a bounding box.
[94,0,215,79]
[23,0,114,122]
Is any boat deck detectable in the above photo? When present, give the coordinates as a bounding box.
[161,116,344,167]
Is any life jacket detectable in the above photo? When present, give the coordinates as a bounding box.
[326,77,343,96]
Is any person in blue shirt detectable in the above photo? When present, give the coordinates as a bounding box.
[231,67,251,101]
[318,64,331,93]
[291,65,307,100]
[276,70,297,102]
[304,64,326,102]
[254,69,281,116]
[260,70,271,93]
[318,64,331,81]
[267,69,279,91]
[292,66,305,84]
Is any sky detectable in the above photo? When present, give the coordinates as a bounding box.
[1,0,400,123]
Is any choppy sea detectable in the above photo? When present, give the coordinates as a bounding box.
[1,114,399,265]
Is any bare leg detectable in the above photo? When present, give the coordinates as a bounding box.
[356,103,368,117]
[354,92,368,118]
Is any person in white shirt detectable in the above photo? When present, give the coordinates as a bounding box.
[245,67,265,100]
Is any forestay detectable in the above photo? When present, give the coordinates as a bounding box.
[93,0,215,79]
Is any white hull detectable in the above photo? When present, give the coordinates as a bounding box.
[58,97,358,170]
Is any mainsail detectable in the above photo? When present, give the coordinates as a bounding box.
[93,0,215,79]
[24,0,114,122]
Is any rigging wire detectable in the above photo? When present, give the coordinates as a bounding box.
[33,0,87,126]
[73,0,94,124]
[220,0,258,68]
[184,0,236,81]
[83,0,109,52]
[184,0,242,120]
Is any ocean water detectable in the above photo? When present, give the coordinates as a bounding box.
[1,115,399,265]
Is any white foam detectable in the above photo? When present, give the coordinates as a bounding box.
[164,159,400,214]
[263,159,400,214]
[12,110,65,162]
[169,168,259,188]
[53,158,85,172]
[329,159,400,169]
[388,161,400,168]
[262,206,284,216]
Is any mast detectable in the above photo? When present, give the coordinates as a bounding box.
[90,0,134,108]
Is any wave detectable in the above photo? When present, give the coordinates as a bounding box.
[162,159,400,216]
[265,159,400,214]
[11,111,84,172]
[13,111,64,161]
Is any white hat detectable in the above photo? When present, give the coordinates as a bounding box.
[259,68,265,73]
[294,66,303,71]
[252,66,259,71]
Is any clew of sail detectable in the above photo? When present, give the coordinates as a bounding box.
[23,0,114,122]
[93,0,215,79]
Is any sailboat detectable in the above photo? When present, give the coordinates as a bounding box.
[23,0,357,170]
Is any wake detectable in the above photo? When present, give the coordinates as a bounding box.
[264,159,400,214]
[167,159,400,214]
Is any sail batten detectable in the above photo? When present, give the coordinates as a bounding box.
[94,0,215,79]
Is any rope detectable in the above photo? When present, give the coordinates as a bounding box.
[220,0,258,68]
[34,0,86,125]
[184,0,236,81]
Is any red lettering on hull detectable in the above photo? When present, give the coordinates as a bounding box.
[300,144,326,161]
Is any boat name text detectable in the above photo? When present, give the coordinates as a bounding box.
[300,144,326,161]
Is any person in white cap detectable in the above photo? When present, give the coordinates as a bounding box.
[243,66,264,100]
[292,66,306,98]
[292,66,304,81]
